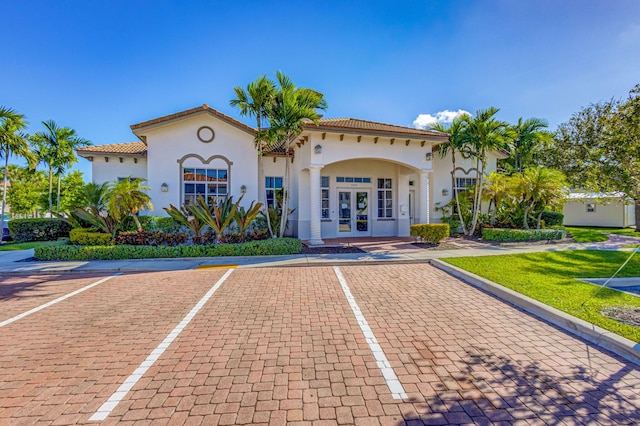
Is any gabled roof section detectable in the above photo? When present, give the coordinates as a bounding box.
[303,118,449,139]
[76,141,147,157]
[130,104,256,136]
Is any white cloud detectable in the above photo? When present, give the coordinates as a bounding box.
[413,109,470,129]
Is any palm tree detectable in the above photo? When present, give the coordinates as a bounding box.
[107,178,153,231]
[30,120,90,215]
[516,167,568,229]
[506,117,552,173]
[0,107,31,241]
[462,107,509,234]
[431,114,470,233]
[261,71,328,237]
[230,75,277,237]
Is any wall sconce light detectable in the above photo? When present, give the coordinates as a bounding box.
[442,189,449,197]
[240,185,247,194]
[161,183,169,192]
[314,144,322,154]
[425,152,433,161]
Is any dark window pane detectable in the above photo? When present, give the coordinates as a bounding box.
[378,179,384,188]
[196,184,206,194]
[207,169,217,181]
[218,169,228,181]
[354,177,362,183]
[321,176,329,187]
[386,208,393,217]
[265,177,273,188]
[219,185,227,195]
[364,178,371,183]
[275,177,283,188]
[208,184,217,194]
[184,183,195,194]
[195,169,206,181]
[337,177,344,182]
[345,177,353,182]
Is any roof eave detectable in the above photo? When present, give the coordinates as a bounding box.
[302,125,448,141]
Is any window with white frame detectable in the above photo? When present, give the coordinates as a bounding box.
[321,176,330,219]
[183,167,228,206]
[377,178,393,218]
[454,177,477,195]
[265,176,283,209]
[586,203,596,213]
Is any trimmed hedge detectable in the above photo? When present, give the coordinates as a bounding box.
[34,238,304,261]
[69,228,114,246]
[410,223,450,244]
[541,211,564,227]
[8,218,72,242]
[115,230,188,246]
[482,228,566,242]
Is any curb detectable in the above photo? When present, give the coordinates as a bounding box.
[430,259,640,366]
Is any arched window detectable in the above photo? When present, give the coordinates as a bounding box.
[177,154,233,206]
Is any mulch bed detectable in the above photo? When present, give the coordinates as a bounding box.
[601,306,640,327]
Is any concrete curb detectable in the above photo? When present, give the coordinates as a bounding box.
[430,258,640,366]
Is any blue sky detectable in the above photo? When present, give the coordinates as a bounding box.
[3,0,639,179]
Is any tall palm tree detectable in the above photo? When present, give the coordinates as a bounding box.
[431,114,470,232]
[230,75,277,237]
[30,120,90,215]
[507,117,552,173]
[262,71,328,237]
[107,177,153,231]
[462,107,509,234]
[0,107,31,241]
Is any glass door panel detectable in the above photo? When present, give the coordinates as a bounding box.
[338,191,351,233]
[355,191,368,232]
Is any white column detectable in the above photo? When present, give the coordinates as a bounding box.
[308,165,324,245]
[419,170,431,224]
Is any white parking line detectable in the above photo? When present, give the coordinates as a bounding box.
[89,268,234,422]
[333,266,407,399]
[0,273,122,328]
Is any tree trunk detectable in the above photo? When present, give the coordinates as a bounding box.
[635,199,640,232]
[260,150,274,239]
[451,150,467,235]
[279,149,290,238]
[56,174,61,214]
[470,154,485,235]
[48,165,53,216]
[133,213,143,232]
[1,150,9,244]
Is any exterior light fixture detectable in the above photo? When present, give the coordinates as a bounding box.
[314,144,322,154]
[161,183,169,192]
[241,185,247,194]
[442,189,449,197]
[425,152,433,161]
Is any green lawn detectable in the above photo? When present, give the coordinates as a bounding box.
[566,226,640,243]
[0,240,67,252]
[443,250,640,342]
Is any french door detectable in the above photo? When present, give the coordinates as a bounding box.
[337,190,371,237]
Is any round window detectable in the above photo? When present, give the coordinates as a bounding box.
[197,126,215,143]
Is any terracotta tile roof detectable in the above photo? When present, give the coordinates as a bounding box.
[76,142,147,157]
[303,118,448,139]
[130,104,255,135]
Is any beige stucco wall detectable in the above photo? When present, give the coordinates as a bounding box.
[136,113,258,215]
[563,198,635,227]
[92,157,147,185]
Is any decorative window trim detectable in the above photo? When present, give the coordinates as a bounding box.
[197,126,215,143]
[177,154,232,205]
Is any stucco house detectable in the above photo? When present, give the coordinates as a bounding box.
[563,192,636,228]
[77,104,503,244]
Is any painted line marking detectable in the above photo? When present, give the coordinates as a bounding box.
[89,268,234,421]
[0,273,122,328]
[333,266,407,399]
[194,264,238,270]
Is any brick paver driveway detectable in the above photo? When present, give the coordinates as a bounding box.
[1,264,639,425]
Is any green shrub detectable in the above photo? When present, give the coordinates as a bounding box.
[410,223,450,244]
[8,218,73,242]
[34,237,304,261]
[69,228,114,246]
[482,228,566,242]
[154,217,183,233]
[541,211,564,227]
[115,230,188,246]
